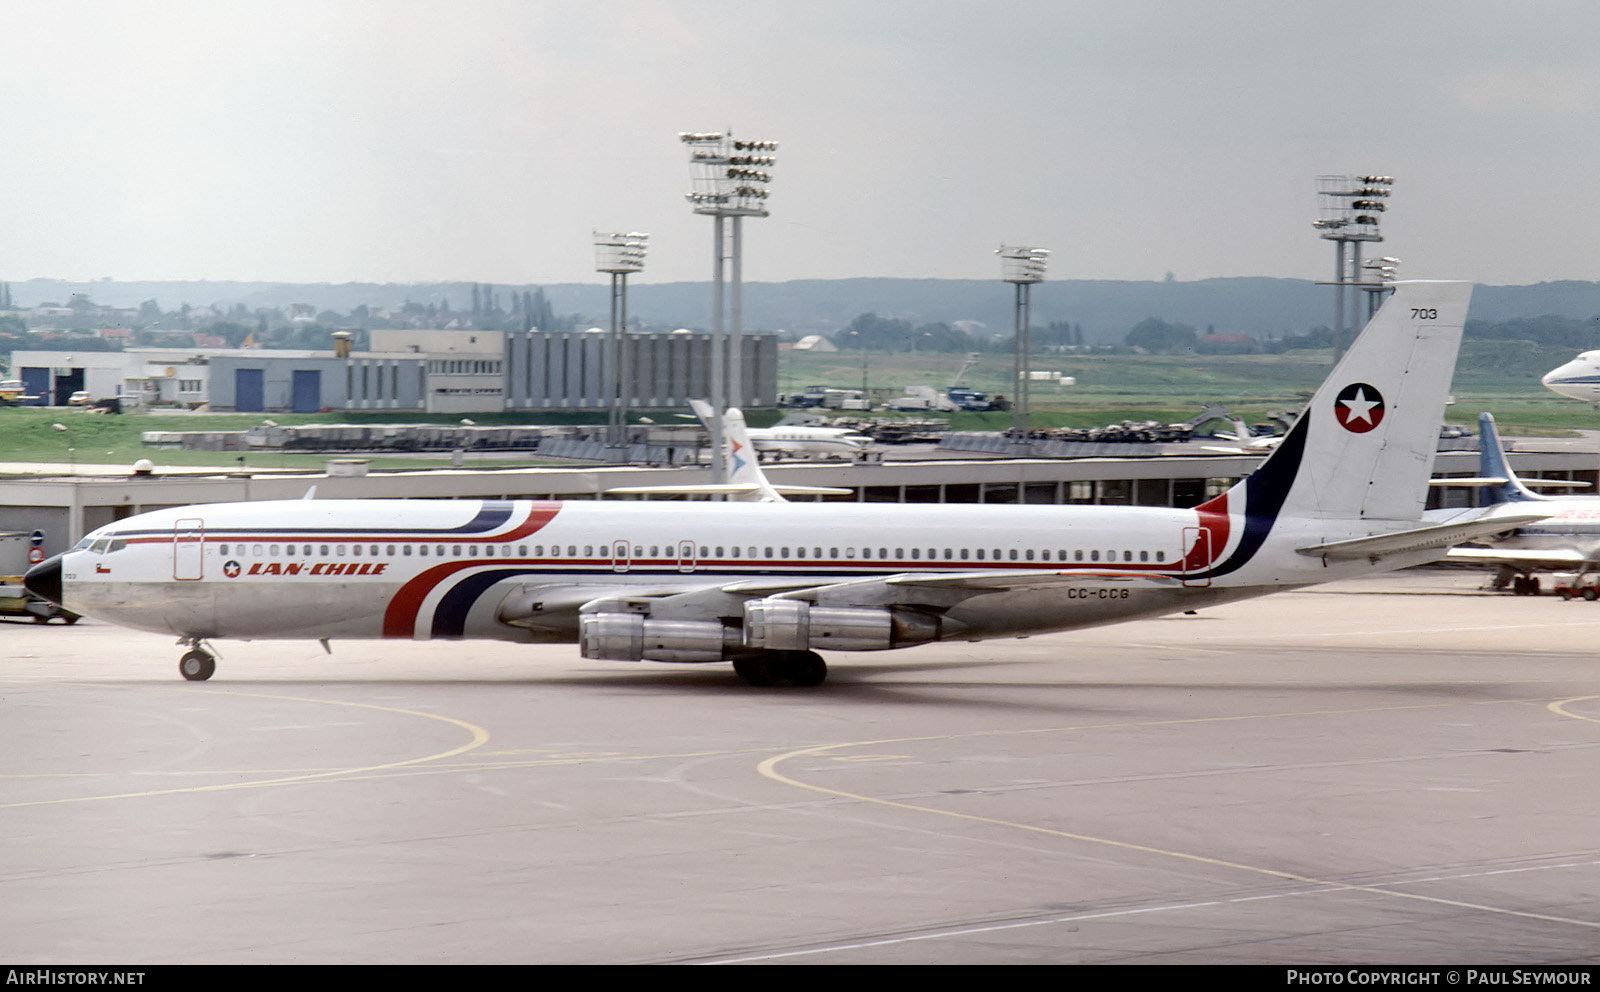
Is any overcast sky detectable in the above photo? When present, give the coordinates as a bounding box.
[1,1,1596,288]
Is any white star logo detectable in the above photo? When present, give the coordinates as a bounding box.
[1340,387,1381,424]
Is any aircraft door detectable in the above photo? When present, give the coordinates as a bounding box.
[174,518,205,581]
[1181,526,1211,587]
[611,540,630,573]
[677,540,695,573]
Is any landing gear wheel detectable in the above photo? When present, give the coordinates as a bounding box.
[179,650,215,681]
[733,654,780,687]
[733,651,827,688]
[782,650,828,688]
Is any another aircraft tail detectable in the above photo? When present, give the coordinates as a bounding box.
[1475,412,1543,505]
[688,399,785,502]
[1199,281,1472,529]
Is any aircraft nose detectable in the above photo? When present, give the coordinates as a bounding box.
[24,554,64,606]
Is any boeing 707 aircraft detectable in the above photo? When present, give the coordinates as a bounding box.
[1444,411,1600,593]
[26,281,1543,686]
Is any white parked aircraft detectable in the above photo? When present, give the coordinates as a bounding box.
[672,407,870,459]
[26,282,1543,687]
[1202,418,1283,454]
[1443,411,1600,593]
[1542,351,1600,405]
[743,420,871,460]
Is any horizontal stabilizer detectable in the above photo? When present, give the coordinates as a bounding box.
[1296,510,1550,560]
[1429,476,1591,490]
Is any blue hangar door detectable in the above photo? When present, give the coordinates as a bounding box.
[291,370,321,413]
[235,369,264,412]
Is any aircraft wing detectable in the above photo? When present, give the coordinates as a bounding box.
[1442,546,1592,569]
[1296,510,1551,561]
[583,569,1184,627]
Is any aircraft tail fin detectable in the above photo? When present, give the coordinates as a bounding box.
[688,399,786,502]
[1199,281,1472,529]
[1475,412,1543,504]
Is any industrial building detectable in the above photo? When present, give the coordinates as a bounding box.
[11,328,779,414]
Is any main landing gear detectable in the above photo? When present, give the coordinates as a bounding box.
[732,650,828,688]
[178,639,216,681]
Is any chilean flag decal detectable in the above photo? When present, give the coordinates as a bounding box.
[1334,383,1385,434]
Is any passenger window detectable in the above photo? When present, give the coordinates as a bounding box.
[1025,549,1034,561]
[468,546,478,557]
[403,545,412,556]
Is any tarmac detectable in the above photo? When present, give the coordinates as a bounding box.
[3,568,1600,964]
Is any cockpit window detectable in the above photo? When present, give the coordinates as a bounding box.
[107,539,127,553]
[89,539,110,554]
[74,537,94,551]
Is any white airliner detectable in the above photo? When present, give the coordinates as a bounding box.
[1443,411,1600,593]
[1542,351,1600,405]
[25,282,1544,687]
[741,419,871,460]
[1202,418,1283,454]
[672,407,870,459]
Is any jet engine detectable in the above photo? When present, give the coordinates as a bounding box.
[742,598,940,652]
[579,612,740,663]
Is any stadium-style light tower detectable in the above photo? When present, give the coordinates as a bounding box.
[593,231,649,462]
[679,130,777,483]
[997,245,1049,451]
[1313,175,1392,362]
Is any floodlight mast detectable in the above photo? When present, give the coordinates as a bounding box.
[594,231,649,462]
[1313,175,1392,362]
[998,245,1049,453]
[680,131,777,484]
